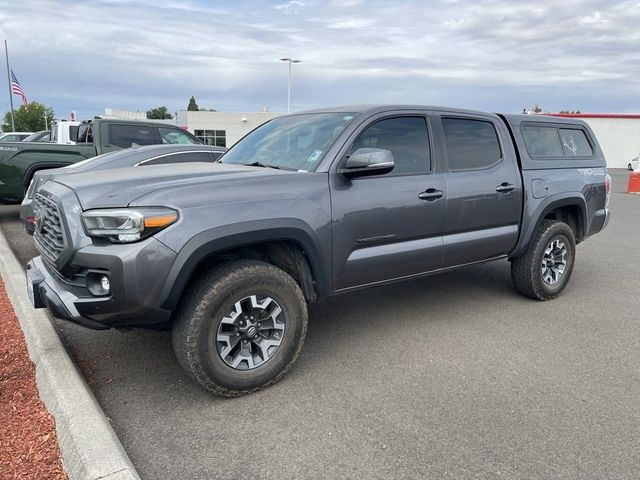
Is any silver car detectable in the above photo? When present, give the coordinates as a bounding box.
[21,143,226,234]
[0,132,32,142]
[628,156,640,171]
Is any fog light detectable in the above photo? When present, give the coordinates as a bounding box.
[86,272,111,296]
[100,275,110,293]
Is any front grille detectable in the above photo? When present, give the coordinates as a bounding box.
[33,193,66,262]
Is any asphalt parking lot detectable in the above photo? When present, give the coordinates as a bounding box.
[1,169,638,480]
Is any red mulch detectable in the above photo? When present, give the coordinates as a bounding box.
[0,277,67,480]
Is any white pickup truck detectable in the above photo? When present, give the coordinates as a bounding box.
[50,121,81,144]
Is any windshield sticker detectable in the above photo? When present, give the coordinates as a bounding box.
[307,150,323,163]
[343,115,354,121]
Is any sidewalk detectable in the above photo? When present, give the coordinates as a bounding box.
[0,228,140,480]
[0,276,67,479]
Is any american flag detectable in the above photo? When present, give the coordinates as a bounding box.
[10,70,28,109]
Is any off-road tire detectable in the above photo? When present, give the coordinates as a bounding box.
[511,220,576,301]
[172,259,308,397]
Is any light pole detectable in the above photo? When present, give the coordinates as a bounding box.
[280,57,300,113]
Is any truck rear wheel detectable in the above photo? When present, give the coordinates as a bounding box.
[172,259,308,397]
[510,220,576,300]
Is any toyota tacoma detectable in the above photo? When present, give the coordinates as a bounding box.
[26,105,610,396]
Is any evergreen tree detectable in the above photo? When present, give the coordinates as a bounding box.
[187,96,199,111]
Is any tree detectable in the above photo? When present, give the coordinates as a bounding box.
[187,96,199,111]
[146,105,173,119]
[2,102,55,132]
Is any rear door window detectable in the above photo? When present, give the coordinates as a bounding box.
[442,118,502,171]
[109,125,157,148]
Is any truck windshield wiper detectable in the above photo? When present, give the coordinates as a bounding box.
[244,161,280,170]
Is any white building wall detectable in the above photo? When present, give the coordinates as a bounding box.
[580,118,640,169]
[176,111,282,147]
[103,108,147,120]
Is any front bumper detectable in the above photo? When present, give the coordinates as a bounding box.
[27,256,111,329]
[27,237,178,329]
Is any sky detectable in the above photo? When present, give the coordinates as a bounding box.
[0,0,639,120]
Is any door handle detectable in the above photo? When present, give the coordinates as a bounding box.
[418,188,444,201]
[496,182,515,193]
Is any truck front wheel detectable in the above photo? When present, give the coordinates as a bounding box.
[172,259,308,397]
[510,220,576,300]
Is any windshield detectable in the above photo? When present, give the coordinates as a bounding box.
[23,131,50,142]
[221,113,356,171]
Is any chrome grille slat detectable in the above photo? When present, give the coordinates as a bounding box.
[33,193,66,262]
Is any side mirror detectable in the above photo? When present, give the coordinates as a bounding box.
[339,148,395,178]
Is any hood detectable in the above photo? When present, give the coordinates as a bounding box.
[50,162,285,209]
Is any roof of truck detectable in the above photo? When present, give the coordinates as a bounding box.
[295,104,495,116]
[291,105,600,126]
[86,118,183,126]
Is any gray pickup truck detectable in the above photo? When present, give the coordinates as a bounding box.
[26,105,610,396]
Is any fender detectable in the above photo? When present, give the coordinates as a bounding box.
[158,219,331,311]
[510,192,587,258]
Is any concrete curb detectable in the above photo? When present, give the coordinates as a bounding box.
[0,228,140,480]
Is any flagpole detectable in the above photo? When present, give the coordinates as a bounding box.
[4,40,15,132]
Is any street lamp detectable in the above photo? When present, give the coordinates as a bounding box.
[280,57,301,113]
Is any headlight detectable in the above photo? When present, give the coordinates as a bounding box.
[82,208,178,243]
[27,177,47,199]
[26,178,39,199]
[26,179,35,199]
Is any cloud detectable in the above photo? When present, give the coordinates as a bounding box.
[1,0,640,119]
[274,0,312,12]
[580,10,607,24]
